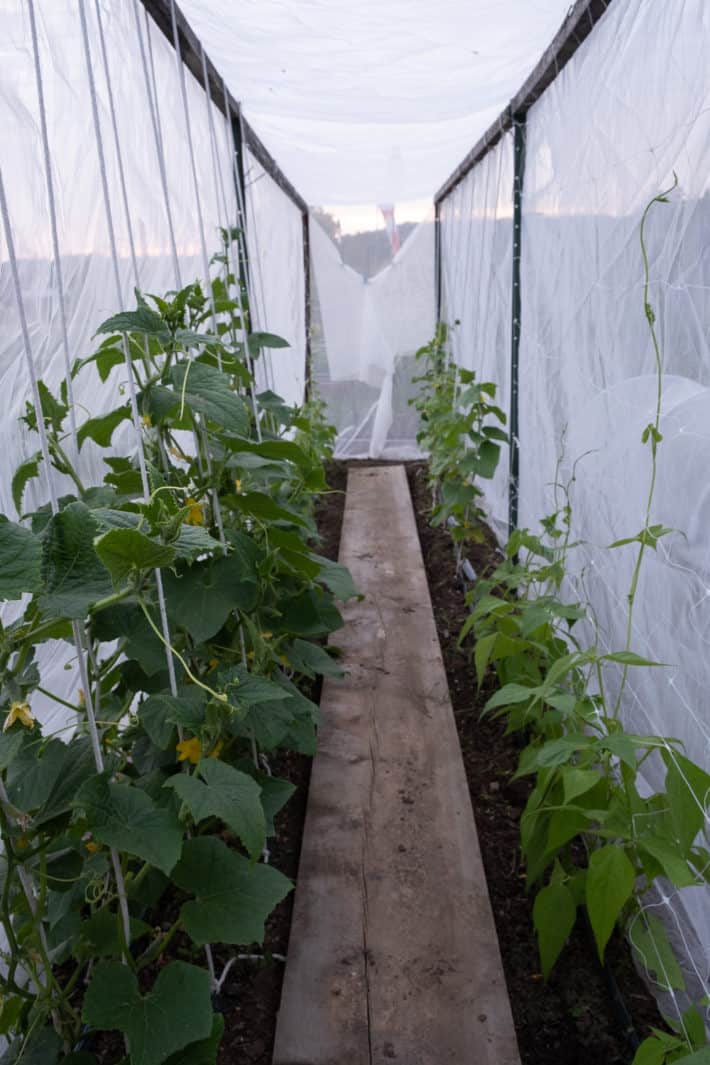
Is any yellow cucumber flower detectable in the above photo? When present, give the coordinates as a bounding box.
[3,701,35,732]
[184,498,204,526]
[176,736,202,764]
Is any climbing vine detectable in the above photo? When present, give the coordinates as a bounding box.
[419,182,710,1064]
[0,232,354,1062]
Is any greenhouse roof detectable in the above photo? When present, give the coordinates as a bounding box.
[178,0,574,205]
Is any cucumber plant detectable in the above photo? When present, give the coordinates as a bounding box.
[410,321,507,567]
[0,235,354,1063]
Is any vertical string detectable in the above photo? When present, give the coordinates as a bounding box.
[92,0,140,288]
[0,165,132,953]
[168,0,226,543]
[77,0,178,707]
[201,50,231,243]
[169,0,218,335]
[224,91,262,441]
[132,0,181,286]
[236,114,275,395]
[27,0,78,445]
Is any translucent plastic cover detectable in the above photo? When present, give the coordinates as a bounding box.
[243,147,307,407]
[516,0,710,1011]
[311,214,435,457]
[0,0,238,731]
[180,0,574,204]
[439,131,514,541]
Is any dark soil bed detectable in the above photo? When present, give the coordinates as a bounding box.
[405,459,663,1065]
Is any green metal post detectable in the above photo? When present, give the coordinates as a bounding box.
[508,114,526,537]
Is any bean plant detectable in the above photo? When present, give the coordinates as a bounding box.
[0,231,355,1063]
[411,321,507,567]
[420,183,710,1064]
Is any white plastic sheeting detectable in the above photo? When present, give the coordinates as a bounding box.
[0,0,242,735]
[310,214,435,457]
[243,147,307,407]
[439,130,514,541]
[179,0,573,205]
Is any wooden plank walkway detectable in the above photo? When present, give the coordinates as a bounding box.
[273,465,520,1065]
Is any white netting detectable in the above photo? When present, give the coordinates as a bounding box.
[310,213,435,457]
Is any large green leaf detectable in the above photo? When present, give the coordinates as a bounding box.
[172,836,291,946]
[285,638,343,679]
[629,912,685,992]
[77,774,183,874]
[39,502,113,618]
[164,1014,224,1065]
[83,961,212,1065]
[639,836,698,888]
[255,774,296,835]
[232,491,311,530]
[0,1028,62,1064]
[93,508,223,561]
[96,306,171,342]
[162,552,258,644]
[94,528,177,584]
[275,589,344,637]
[77,405,131,450]
[80,908,151,957]
[247,331,290,352]
[6,738,95,822]
[139,690,207,749]
[0,731,26,772]
[174,523,225,561]
[533,881,577,979]
[228,438,310,468]
[11,454,40,515]
[477,440,501,479]
[663,750,710,855]
[586,844,635,960]
[165,759,265,858]
[170,361,249,434]
[311,554,359,601]
[0,517,42,600]
[92,603,168,676]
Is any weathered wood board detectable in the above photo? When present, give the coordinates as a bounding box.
[273,465,520,1065]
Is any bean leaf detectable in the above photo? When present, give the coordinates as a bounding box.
[586,844,635,960]
[533,881,577,979]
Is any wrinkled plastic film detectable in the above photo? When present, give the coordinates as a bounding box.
[243,146,307,408]
[516,0,710,1015]
[439,131,514,541]
[310,213,435,458]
